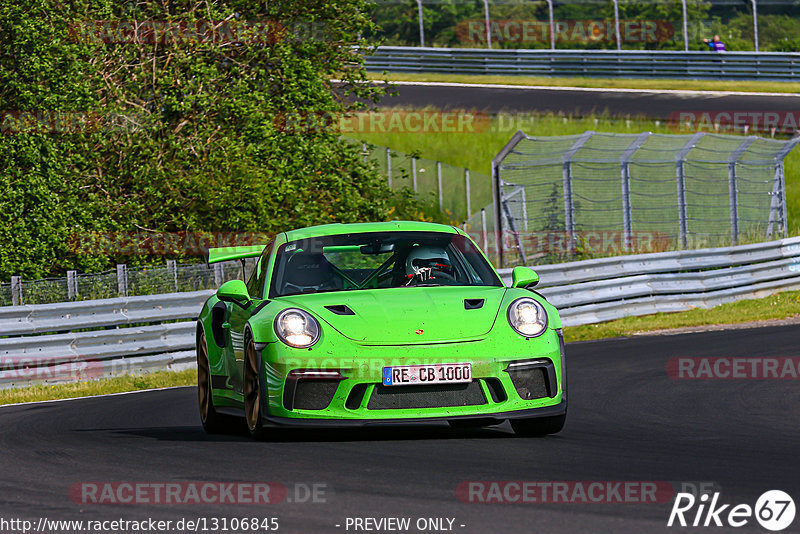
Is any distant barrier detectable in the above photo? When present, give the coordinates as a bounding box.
[365,47,800,81]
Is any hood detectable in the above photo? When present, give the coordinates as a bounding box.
[276,286,507,344]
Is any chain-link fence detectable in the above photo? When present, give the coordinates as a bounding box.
[493,130,799,266]
[363,143,492,224]
[2,260,251,307]
[368,0,800,52]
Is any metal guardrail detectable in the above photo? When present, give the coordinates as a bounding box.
[2,236,799,388]
[0,291,212,389]
[498,236,800,326]
[365,47,800,81]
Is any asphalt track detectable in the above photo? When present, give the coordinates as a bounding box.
[2,323,799,533]
[377,81,800,120]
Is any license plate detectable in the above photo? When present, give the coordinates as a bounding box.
[382,363,472,386]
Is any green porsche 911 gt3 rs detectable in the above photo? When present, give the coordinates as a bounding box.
[196,221,566,439]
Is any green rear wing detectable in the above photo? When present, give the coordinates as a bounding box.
[207,245,265,265]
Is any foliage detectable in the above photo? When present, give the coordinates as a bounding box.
[0,0,432,280]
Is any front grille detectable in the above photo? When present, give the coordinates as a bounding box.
[285,380,340,410]
[507,367,549,400]
[367,382,486,410]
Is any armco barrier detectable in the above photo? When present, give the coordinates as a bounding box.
[365,47,800,81]
[2,237,799,388]
[498,236,800,326]
[0,290,212,389]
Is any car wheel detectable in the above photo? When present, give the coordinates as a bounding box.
[197,332,237,434]
[510,413,566,437]
[244,335,270,441]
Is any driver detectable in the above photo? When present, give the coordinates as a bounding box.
[404,245,453,285]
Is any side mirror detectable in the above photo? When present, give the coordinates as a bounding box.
[217,279,251,307]
[511,266,539,288]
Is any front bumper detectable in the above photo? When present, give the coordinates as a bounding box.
[251,328,566,424]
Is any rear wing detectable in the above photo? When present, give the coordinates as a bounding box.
[207,245,265,265]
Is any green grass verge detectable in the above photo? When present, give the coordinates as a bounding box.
[0,369,195,406]
[563,290,800,342]
[3,290,800,405]
[371,72,800,94]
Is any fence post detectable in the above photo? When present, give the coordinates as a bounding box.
[681,0,689,51]
[412,158,418,193]
[562,131,594,254]
[386,147,392,188]
[416,0,425,47]
[116,264,128,297]
[465,168,471,219]
[675,132,705,249]
[437,161,443,211]
[481,208,488,254]
[67,270,77,300]
[167,259,178,292]
[213,263,224,287]
[751,0,759,52]
[728,137,756,245]
[362,142,367,163]
[11,276,22,306]
[482,0,491,48]
[620,132,651,251]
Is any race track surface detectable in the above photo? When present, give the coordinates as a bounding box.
[1,324,798,533]
[377,82,800,120]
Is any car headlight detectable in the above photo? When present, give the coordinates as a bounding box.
[507,297,548,338]
[274,308,320,348]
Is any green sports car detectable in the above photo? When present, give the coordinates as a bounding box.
[196,221,566,439]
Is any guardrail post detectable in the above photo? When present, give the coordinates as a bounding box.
[67,271,77,300]
[167,259,178,292]
[412,157,418,193]
[11,276,22,306]
[116,264,128,297]
[386,148,392,188]
[213,263,224,287]
[465,169,471,219]
[437,161,443,211]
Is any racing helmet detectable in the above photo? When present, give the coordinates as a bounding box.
[405,245,452,276]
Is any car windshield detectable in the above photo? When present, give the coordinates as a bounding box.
[269,231,502,297]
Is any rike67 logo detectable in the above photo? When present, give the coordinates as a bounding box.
[668,490,796,531]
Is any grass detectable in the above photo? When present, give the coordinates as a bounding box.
[3,290,800,405]
[0,369,195,406]
[371,72,800,94]
[563,290,800,342]
[356,110,800,237]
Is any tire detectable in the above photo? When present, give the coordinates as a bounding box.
[448,418,499,430]
[510,412,566,437]
[197,331,238,434]
[244,335,270,441]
